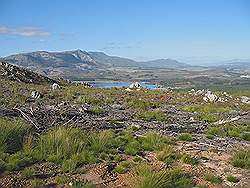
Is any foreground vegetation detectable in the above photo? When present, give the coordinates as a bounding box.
[0,78,249,187]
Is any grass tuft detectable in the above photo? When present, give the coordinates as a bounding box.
[230,149,250,169]
[178,133,193,141]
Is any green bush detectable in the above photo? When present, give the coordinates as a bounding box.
[206,123,250,141]
[30,179,43,188]
[178,133,193,141]
[240,132,250,141]
[62,158,78,172]
[156,145,177,165]
[125,140,140,155]
[136,110,166,122]
[140,131,173,151]
[20,168,34,179]
[114,160,135,174]
[135,164,193,188]
[230,149,250,169]
[6,152,33,171]
[226,175,239,183]
[204,174,222,184]
[181,154,198,165]
[127,98,159,110]
[55,175,70,184]
[87,130,114,153]
[198,113,219,123]
[0,158,6,172]
[89,107,105,115]
[181,104,231,113]
[0,118,31,153]
[36,127,87,160]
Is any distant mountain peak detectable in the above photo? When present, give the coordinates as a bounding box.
[2,49,190,77]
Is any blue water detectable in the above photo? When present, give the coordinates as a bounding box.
[87,81,158,89]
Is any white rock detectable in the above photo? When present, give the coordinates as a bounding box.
[203,91,218,102]
[129,82,141,89]
[51,83,60,90]
[31,91,41,99]
[241,96,250,104]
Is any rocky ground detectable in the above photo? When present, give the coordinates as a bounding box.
[0,61,249,188]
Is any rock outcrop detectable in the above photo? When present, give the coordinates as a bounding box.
[0,61,56,84]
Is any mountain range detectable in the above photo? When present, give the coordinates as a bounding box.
[1,50,190,74]
[1,49,250,79]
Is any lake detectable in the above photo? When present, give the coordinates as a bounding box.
[86,81,159,89]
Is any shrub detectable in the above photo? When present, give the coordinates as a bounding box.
[0,159,6,173]
[198,113,219,123]
[140,131,173,151]
[30,179,43,188]
[178,133,193,141]
[127,98,159,110]
[55,175,70,184]
[136,110,166,122]
[20,168,34,179]
[226,175,239,183]
[133,156,143,163]
[206,127,222,137]
[156,145,177,165]
[87,130,114,153]
[135,164,193,188]
[89,107,105,115]
[62,159,78,172]
[36,127,87,160]
[240,132,250,141]
[204,174,222,184]
[206,134,214,139]
[181,154,198,165]
[230,149,250,169]
[0,118,31,153]
[181,104,231,113]
[6,152,33,171]
[114,160,135,174]
[125,140,140,155]
[206,123,250,141]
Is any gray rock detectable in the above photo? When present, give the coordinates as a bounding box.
[51,83,60,90]
[129,82,141,89]
[203,90,218,102]
[241,96,250,104]
[31,91,41,99]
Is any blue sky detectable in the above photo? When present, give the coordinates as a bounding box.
[0,0,250,63]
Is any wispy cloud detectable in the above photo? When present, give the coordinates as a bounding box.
[0,25,50,37]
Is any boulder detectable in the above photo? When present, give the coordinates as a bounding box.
[129,82,141,89]
[51,83,60,90]
[31,91,41,99]
[203,91,218,102]
[241,96,250,104]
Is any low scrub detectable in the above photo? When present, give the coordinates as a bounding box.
[136,110,166,122]
[230,149,250,169]
[177,133,193,141]
[134,164,193,188]
[206,123,250,141]
[180,154,198,165]
[204,174,222,184]
[126,98,160,110]
[114,160,135,174]
[226,175,239,183]
[156,145,177,165]
[181,104,232,113]
[0,118,31,153]
[140,131,174,151]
